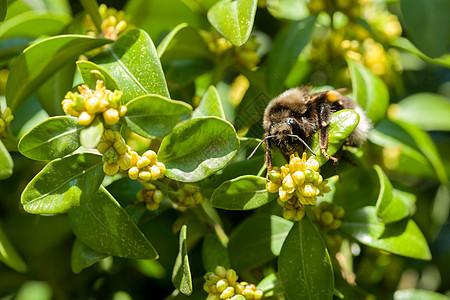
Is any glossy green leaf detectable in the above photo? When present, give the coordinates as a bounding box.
[6,35,111,112]
[121,95,192,139]
[211,175,277,210]
[267,16,316,93]
[80,117,104,149]
[391,93,450,131]
[93,29,170,103]
[266,0,309,20]
[207,0,257,46]
[80,0,102,32]
[392,37,450,68]
[256,273,284,297]
[341,206,431,260]
[310,109,360,166]
[278,215,334,300]
[347,59,389,123]
[71,238,108,274]
[0,140,13,180]
[400,0,449,58]
[374,165,413,223]
[0,11,70,39]
[21,153,104,214]
[394,289,450,300]
[192,85,225,119]
[68,186,158,259]
[36,60,75,116]
[158,116,239,182]
[0,223,27,272]
[157,23,188,58]
[0,37,33,62]
[229,215,293,270]
[202,234,230,272]
[0,0,6,22]
[77,60,119,90]
[172,225,192,296]
[18,116,82,161]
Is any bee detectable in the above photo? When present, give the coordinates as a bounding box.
[248,87,372,176]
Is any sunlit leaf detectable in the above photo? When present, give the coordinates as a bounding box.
[192,85,225,119]
[394,289,449,300]
[256,273,284,297]
[71,238,108,274]
[0,140,13,180]
[77,60,119,90]
[392,37,450,68]
[172,225,192,295]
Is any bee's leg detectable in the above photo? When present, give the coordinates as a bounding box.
[265,138,272,181]
[318,103,339,162]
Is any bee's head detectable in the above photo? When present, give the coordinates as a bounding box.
[270,118,301,154]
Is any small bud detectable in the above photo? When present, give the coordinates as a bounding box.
[137,156,151,168]
[128,166,139,180]
[268,170,282,183]
[129,151,139,166]
[220,286,234,299]
[282,174,295,193]
[242,288,255,299]
[330,219,342,230]
[97,141,112,154]
[254,290,263,299]
[265,181,279,193]
[142,182,156,190]
[138,171,152,181]
[226,269,237,284]
[216,279,228,293]
[156,161,166,175]
[215,266,227,278]
[119,105,127,117]
[143,150,157,164]
[113,140,128,154]
[304,169,315,182]
[334,206,345,219]
[117,152,132,170]
[306,157,320,171]
[103,148,119,163]
[321,211,334,226]
[150,164,161,180]
[103,162,119,176]
[295,208,305,221]
[194,192,203,204]
[104,129,116,141]
[153,190,163,203]
[314,174,323,185]
[206,294,220,300]
[183,196,195,207]
[85,96,101,114]
[289,156,302,171]
[78,111,95,126]
[146,202,159,211]
[103,108,120,125]
[299,183,318,197]
[283,209,296,220]
[292,171,305,186]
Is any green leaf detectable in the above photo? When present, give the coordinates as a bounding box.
[0,140,13,180]
[267,16,316,94]
[172,225,192,296]
[68,186,158,259]
[6,35,112,112]
[211,175,277,210]
[0,0,7,22]
[158,116,239,182]
[400,0,449,58]
[18,116,82,161]
[207,0,257,46]
[341,206,431,260]
[394,289,450,300]
[266,0,309,20]
[374,165,414,223]
[256,273,284,297]
[0,223,27,272]
[93,29,170,103]
[80,0,102,32]
[347,59,389,123]
[121,95,192,139]
[202,234,230,272]
[77,60,119,91]
[391,93,450,131]
[192,85,226,119]
[21,153,104,214]
[392,37,450,68]
[229,214,293,270]
[36,60,75,116]
[278,215,334,300]
[310,109,360,166]
[71,238,108,274]
[80,117,104,149]
[0,11,70,39]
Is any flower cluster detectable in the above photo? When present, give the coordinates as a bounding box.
[62,80,126,126]
[98,129,133,176]
[128,150,166,182]
[174,183,203,208]
[312,201,345,230]
[0,105,13,138]
[137,182,163,211]
[204,266,263,300]
[266,152,330,221]
[86,4,128,40]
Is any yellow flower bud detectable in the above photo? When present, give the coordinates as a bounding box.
[142,182,156,190]
[143,150,157,164]
[118,152,131,170]
[138,171,152,181]
[334,206,345,219]
[103,148,119,163]
[283,209,296,220]
[254,290,263,299]
[136,190,144,202]
[226,269,237,284]
[119,105,127,117]
[216,279,228,293]
[4,115,13,123]
[78,111,95,126]
[129,151,139,166]
[103,108,120,125]
[153,190,163,203]
[137,156,151,168]
[314,174,323,185]
[321,211,334,226]
[215,266,227,278]
[292,171,305,186]
[206,294,220,300]
[220,286,235,299]
[299,183,318,197]
[295,208,305,221]
[97,141,112,154]
[156,161,166,175]
[306,157,320,171]
[85,96,101,114]
[266,182,279,193]
[103,162,119,176]
[146,202,159,211]
[183,196,195,207]
[268,170,282,183]
[104,129,116,141]
[150,164,161,180]
[242,288,255,299]
[128,166,139,180]
[282,174,295,193]
[330,219,342,230]
[289,156,302,171]
[113,140,128,154]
